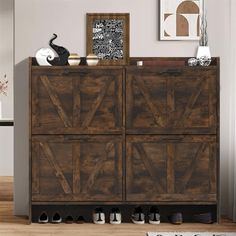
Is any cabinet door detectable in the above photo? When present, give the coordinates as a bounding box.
[32,135,122,201]
[126,135,217,202]
[126,67,217,134]
[31,68,123,134]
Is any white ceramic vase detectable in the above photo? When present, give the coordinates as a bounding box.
[196,46,211,59]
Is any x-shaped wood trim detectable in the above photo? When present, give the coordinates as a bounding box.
[81,77,113,128]
[40,142,72,194]
[174,78,205,127]
[178,142,207,193]
[40,76,72,128]
[83,142,115,194]
[134,143,165,193]
[135,78,165,127]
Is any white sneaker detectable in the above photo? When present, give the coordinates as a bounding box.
[93,208,105,224]
[51,212,62,223]
[38,212,49,223]
[110,208,122,224]
[131,207,145,224]
[148,206,160,224]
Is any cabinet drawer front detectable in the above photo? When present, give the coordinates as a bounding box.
[32,135,122,202]
[31,68,123,134]
[126,67,217,134]
[126,135,217,202]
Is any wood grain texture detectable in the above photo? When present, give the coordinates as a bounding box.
[32,135,122,202]
[32,68,123,134]
[40,75,72,128]
[126,67,217,134]
[29,58,220,223]
[81,77,112,128]
[0,177,13,201]
[126,135,217,202]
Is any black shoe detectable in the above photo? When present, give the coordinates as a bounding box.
[38,212,49,223]
[76,216,86,224]
[65,215,74,224]
[193,212,213,224]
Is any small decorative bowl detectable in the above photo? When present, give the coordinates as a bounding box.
[199,56,212,67]
[68,53,81,66]
[86,54,99,66]
[188,57,198,66]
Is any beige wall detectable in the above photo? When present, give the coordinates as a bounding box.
[0,0,13,118]
[14,0,231,215]
[0,127,13,176]
[0,0,14,176]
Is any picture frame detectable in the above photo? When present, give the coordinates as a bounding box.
[86,13,130,65]
[160,0,202,41]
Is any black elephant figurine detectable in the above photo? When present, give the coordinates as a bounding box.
[49,33,70,66]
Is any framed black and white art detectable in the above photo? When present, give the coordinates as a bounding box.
[86,13,130,65]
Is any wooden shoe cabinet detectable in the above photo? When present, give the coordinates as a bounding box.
[29,57,220,223]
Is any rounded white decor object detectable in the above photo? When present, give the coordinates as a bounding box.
[68,53,81,66]
[35,48,55,66]
[86,54,99,66]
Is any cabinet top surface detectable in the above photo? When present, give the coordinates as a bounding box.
[30,57,220,68]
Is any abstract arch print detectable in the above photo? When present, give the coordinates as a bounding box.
[160,0,202,40]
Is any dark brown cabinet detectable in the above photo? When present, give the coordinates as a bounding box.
[32,135,122,202]
[30,57,220,222]
[126,135,216,202]
[126,67,217,134]
[32,68,123,134]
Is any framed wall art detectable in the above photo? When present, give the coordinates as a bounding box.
[160,0,202,41]
[86,13,130,65]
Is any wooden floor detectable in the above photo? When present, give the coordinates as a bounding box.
[1,177,236,236]
[0,176,13,201]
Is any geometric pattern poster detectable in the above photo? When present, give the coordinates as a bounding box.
[160,0,202,40]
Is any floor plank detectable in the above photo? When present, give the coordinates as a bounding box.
[0,176,14,201]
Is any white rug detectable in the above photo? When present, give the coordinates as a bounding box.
[147,232,236,236]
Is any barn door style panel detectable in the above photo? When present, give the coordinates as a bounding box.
[126,67,217,134]
[31,68,123,134]
[126,135,217,202]
[31,135,122,202]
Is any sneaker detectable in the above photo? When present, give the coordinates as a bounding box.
[38,212,49,223]
[169,212,183,225]
[148,206,160,224]
[93,207,105,224]
[131,207,145,224]
[65,215,74,224]
[51,212,62,223]
[110,208,122,224]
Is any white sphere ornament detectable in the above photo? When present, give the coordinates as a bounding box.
[35,48,55,66]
